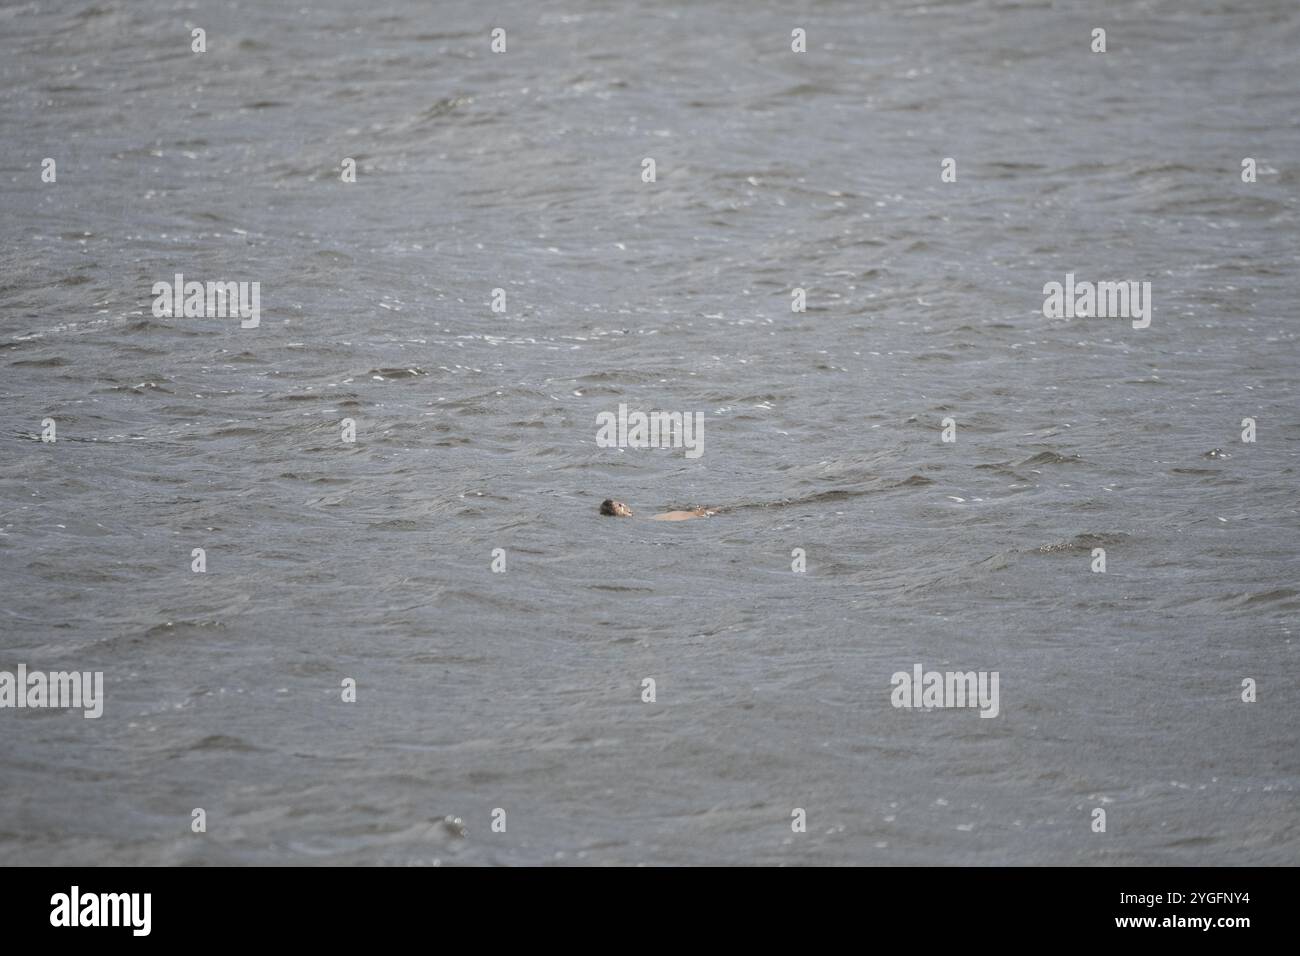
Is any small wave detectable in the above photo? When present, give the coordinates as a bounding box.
[1032,532,1131,554]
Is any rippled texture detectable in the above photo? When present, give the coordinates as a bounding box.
[1,0,1297,865]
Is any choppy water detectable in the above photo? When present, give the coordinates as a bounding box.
[1,0,1297,865]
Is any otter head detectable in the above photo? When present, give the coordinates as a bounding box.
[600,499,633,517]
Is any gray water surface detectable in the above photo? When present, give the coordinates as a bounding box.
[1,0,1297,865]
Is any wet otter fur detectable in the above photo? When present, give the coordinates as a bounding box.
[599,499,715,521]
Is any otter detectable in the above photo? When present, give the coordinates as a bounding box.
[600,499,716,521]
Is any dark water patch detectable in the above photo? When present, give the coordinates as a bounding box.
[1018,451,1083,467]
[172,735,265,756]
[10,356,70,367]
[367,367,428,379]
